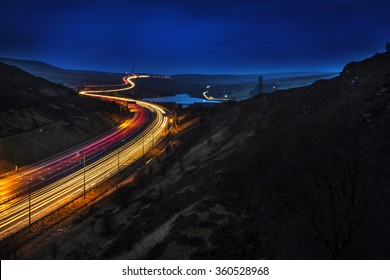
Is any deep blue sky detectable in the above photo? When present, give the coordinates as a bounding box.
[1,0,389,74]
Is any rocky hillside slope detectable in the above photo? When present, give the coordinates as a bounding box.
[9,52,390,260]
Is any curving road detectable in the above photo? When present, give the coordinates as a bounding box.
[0,103,148,202]
[202,85,236,101]
[82,74,150,93]
[0,75,170,240]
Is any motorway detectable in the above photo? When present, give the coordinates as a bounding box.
[0,104,148,202]
[203,85,236,101]
[82,74,149,93]
[0,75,170,240]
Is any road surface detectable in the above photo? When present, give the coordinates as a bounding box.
[0,76,169,240]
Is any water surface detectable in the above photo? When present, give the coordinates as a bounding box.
[143,93,220,105]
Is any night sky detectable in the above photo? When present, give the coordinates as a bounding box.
[1,0,389,74]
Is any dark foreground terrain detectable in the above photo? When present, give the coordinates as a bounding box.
[1,52,390,259]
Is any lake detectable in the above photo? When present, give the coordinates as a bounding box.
[143,93,221,105]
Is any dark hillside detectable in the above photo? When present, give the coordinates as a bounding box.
[0,57,123,86]
[143,52,390,259]
[11,52,390,260]
[0,61,76,112]
[216,52,390,258]
[0,62,123,173]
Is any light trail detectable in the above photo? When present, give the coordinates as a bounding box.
[203,90,214,100]
[0,75,170,240]
[79,74,149,94]
[0,104,146,202]
[203,85,236,101]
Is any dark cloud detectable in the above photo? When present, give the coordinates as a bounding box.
[1,0,389,74]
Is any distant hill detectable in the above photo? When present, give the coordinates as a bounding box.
[0,57,65,74]
[171,72,337,98]
[0,61,75,113]
[171,72,336,85]
[0,57,123,86]
[0,57,337,99]
[172,74,259,84]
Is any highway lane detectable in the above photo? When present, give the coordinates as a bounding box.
[203,85,236,101]
[82,74,149,93]
[0,103,148,203]
[0,74,153,203]
[0,76,170,240]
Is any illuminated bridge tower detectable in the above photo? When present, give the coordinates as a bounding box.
[258,76,263,94]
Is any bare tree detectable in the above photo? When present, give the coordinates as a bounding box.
[286,154,374,258]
